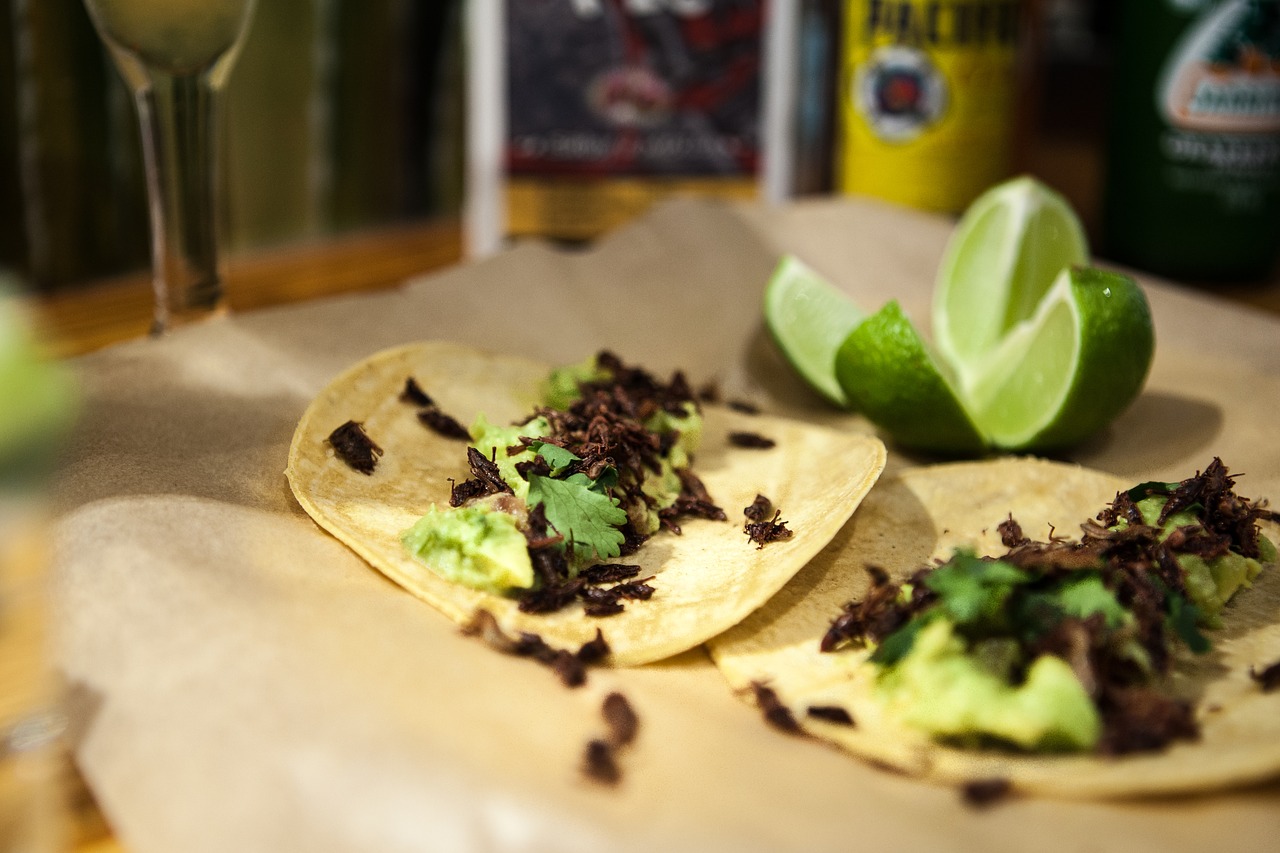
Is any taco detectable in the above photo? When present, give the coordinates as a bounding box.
[707,457,1280,798]
[287,341,886,666]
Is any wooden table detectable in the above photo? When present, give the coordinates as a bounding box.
[32,211,1280,851]
[36,218,464,359]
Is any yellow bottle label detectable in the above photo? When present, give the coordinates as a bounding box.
[838,0,1019,213]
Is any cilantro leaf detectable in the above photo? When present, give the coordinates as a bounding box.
[1166,592,1211,654]
[1015,572,1132,638]
[1125,480,1176,502]
[923,552,1030,628]
[531,442,580,476]
[869,617,927,666]
[1053,574,1130,628]
[527,472,627,562]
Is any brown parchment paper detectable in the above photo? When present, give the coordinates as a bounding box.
[50,196,1280,853]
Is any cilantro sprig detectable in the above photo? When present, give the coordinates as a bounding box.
[525,441,627,563]
[870,551,1135,667]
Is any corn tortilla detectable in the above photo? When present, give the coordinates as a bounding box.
[707,457,1280,798]
[287,341,887,666]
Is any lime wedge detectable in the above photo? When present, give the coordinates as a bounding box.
[767,177,1152,455]
[763,254,865,406]
[933,176,1088,384]
[835,301,984,455]
[966,267,1153,450]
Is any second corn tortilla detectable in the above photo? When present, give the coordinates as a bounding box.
[707,457,1280,798]
[286,340,887,666]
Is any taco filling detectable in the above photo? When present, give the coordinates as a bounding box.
[824,458,1275,755]
[401,351,726,614]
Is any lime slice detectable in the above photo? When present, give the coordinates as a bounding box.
[835,301,984,455]
[763,254,865,406]
[933,176,1088,384]
[966,267,1153,451]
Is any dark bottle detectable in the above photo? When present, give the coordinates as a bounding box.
[1102,0,1280,283]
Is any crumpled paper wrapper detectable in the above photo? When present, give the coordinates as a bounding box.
[50,197,1280,852]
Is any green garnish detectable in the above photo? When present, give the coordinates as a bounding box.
[527,472,628,563]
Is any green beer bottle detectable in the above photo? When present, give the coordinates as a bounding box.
[1102,0,1280,282]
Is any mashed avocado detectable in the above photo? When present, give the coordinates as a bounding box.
[1127,495,1274,626]
[878,619,1100,750]
[468,413,550,500]
[401,504,533,594]
[542,355,608,411]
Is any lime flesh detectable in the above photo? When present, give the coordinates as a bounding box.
[934,176,1088,383]
[763,255,865,407]
[966,267,1154,450]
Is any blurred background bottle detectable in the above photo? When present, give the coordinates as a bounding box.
[0,0,462,293]
[1102,0,1280,283]
[836,0,1022,213]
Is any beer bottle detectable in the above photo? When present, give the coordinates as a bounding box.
[1102,0,1280,283]
[836,0,1021,214]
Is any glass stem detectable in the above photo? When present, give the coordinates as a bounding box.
[133,71,223,334]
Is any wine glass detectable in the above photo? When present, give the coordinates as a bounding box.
[82,0,257,334]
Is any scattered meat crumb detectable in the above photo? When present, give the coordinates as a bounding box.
[327,420,382,475]
[729,431,776,449]
[1250,660,1280,692]
[750,682,802,734]
[806,705,855,726]
[961,778,1012,809]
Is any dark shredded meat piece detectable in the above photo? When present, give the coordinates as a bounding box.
[728,431,776,449]
[583,600,626,618]
[514,455,552,480]
[461,611,605,689]
[743,494,773,524]
[617,524,650,556]
[602,692,639,747]
[448,477,488,506]
[460,609,520,654]
[547,650,588,688]
[469,446,512,495]
[659,470,728,534]
[327,420,382,475]
[449,446,513,507]
[1096,686,1199,755]
[806,705,855,726]
[1249,660,1280,692]
[751,682,802,734]
[696,380,721,403]
[582,739,621,785]
[609,578,655,600]
[418,407,470,440]
[997,515,1028,548]
[727,399,760,415]
[582,691,640,785]
[518,580,583,614]
[399,377,434,407]
[961,778,1012,809]
[744,509,794,549]
[580,563,641,585]
[576,630,611,665]
[821,564,920,652]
